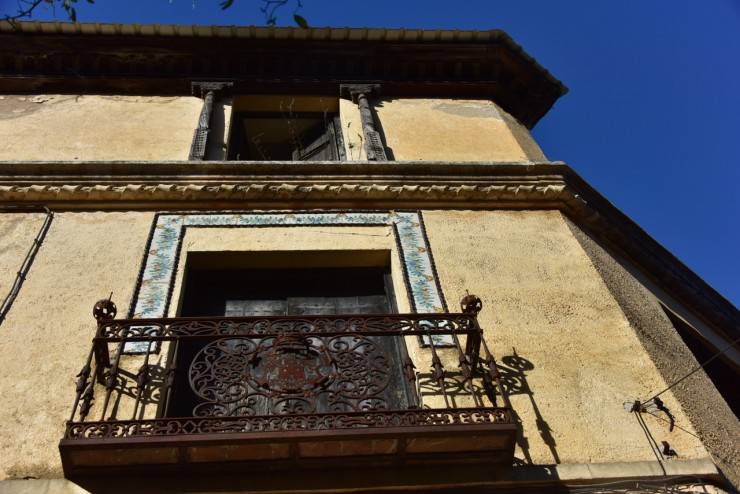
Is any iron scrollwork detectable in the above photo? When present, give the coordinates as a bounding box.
[189,332,393,417]
[70,296,515,445]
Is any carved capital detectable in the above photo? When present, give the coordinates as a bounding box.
[191,81,233,99]
[340,84,380,103]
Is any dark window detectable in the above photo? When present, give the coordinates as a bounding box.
[291,116,345,161]
[170,267,416,417]
[226,96,345,161]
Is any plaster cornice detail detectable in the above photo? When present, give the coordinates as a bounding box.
[0,182,568,203]
[0,160,736,339]
[0,160,572,205]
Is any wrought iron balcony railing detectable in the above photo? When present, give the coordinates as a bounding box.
[60,295,516,477]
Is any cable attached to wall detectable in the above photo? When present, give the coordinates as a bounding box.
[637,334,740,409]
[0,205,54,325]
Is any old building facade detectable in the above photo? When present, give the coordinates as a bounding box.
[0,21,738,494]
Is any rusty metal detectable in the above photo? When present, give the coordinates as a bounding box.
[64,295,515,470]
[402,354,416,386]
[479,334,513,410]
[70,347,94,421]
[65,407,514,439]
[188,330,400,416]
[162,339,180,418]
[426,333,450,408]
[452,332,483,408]
[131,345,152,420]
[93,297,116,321]
[460,293,483,314]
[99,341,122,421]
[78,386,94,421]
[95,313,480,342]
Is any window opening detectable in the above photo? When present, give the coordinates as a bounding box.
[169,266,415,418]
[227,96,345,161]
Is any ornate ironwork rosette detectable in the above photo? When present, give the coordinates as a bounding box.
[189,331,393,417]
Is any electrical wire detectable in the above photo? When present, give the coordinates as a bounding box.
[641,335,740,406]
[0,205,54,325]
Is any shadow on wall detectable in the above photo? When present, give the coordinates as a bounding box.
[497,349,561,466]
[372,99,395,160]
[204,98,229,160]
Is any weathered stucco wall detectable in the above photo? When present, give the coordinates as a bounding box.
[0,212,154,479]
[0,220,410,480]
[204,97,233,161]
[422,210,709,465]
[339,98,368,160]
[0,95,202,161]
[372,99,544,161]
[0,208,718,487]
[0,212,47,303]
[564,217,740,487]
[0,95,539,163]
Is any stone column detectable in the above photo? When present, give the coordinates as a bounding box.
[341,84,388,161]
[188,82,232,161]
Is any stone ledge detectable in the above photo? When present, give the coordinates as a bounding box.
[506,458,721,484]
[0,460,724,493]
[0,182,568,203]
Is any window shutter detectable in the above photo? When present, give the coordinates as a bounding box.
[225,300,287,316]
[292,117,346,161]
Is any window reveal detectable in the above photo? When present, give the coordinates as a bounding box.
[226,96,346,161]
[170,267,417,418]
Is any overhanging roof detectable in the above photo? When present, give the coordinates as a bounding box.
[0,21,567,128]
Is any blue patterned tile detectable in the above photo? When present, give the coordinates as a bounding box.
[184,214,236,226]
[133,281,169,318]
[127,211,451,352]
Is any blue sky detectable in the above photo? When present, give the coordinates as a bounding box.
[14,0,740,306]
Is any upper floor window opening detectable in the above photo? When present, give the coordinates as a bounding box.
[226,95,346,161]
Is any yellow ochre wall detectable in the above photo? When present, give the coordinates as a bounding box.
[0,96,203,161]
[0,95,542,163]
[370,99,545,161]
[0,209,710,483]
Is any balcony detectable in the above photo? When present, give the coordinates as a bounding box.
[60,296,516,477]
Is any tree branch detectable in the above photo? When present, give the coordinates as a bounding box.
[3,0,307,27]
[5,0,45,25]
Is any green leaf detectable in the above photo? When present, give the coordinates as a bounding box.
[87,0,94,3]
[69,7,76,21]
[293,14,308,29]
[220,0,234,9]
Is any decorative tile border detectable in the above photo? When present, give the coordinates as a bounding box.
[127,211,449,351]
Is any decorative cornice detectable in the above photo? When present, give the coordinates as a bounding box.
[0,182,568,203]
[191,81,233,99]
[0,159,736,349]
[340,84,381,102]
[0,22,567,129]
[0,161,570,205]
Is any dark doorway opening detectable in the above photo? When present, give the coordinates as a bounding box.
[169,266,416,418]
